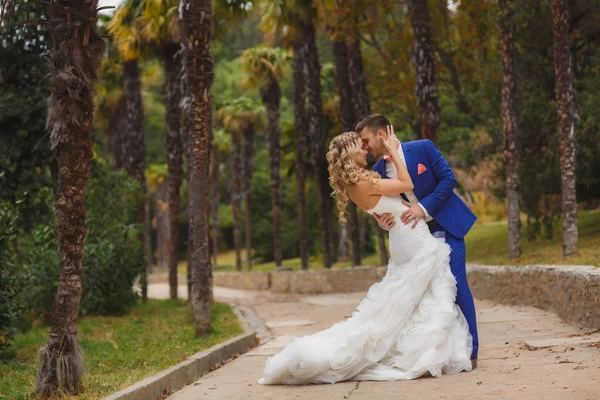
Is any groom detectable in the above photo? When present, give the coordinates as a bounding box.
[356,114,480,368]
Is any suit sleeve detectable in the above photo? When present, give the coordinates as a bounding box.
[418,140,457,215]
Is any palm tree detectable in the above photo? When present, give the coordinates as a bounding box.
[218,97,266,271]
[551,0,578,256]
[331,37,361,266]
[180,0,213,335]
[14,0,106,395]
[499,0,522,259]
[261,0,333,269]
[291,45,310,270]
[406,0,441,142]
[241,46,290,268]
[108,0,153,301]
[139,0,183,299]
[209,129,230,269]
[325,13,388,266]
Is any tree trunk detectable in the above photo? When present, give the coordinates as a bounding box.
[499,0,522,259]
[292,45,309,270]
[551,0,578,256]
[181,0,213,335]
[108,96,127,169]
[332,37,358,264]
[301,19,333,268]
[123,59,151,302]
[242,127,256,270]
[261,75,283,267]
[347,39,388,265]
[209,144,220,271]
[36,1,105,395]
[230,133,243,271]
[165,44,183,299]
[180,43,193,301]
[156,182,169,269]
[407,0,441,142]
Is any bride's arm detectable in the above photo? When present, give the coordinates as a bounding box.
[379,125,414,193]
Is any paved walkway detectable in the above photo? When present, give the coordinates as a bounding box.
[148,284,600,400]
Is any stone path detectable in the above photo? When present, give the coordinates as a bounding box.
[147,284,600,400]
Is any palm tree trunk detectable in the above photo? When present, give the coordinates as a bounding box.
[123,59,151,302]
[551,0,578,256]
[407,0,441,142]
[231,133,243,271]
[180,44,193,301]
[164,44,183,299]
[347,38,388,265]
[301,19,333,268]
[108,96,127,169]
[210,145,220,270]
[181,0,213,335]
[499,0,522,259]
[156,182,169,269]
[36,1,105,395]
[332,37,358,264]
[242,127,256,270]
[261,75,283,267]
[292,45,309,270]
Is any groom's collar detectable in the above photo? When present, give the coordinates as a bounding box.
[382,142,403,161]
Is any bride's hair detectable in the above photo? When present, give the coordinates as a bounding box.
[326,132,380,223]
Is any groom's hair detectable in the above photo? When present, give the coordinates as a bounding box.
[355,114,391,135]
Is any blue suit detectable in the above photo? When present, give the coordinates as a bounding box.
[373,139,479,359]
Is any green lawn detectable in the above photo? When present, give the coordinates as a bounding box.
[0,300,243,400]
[196,209,599,273]
[465,209,600,266]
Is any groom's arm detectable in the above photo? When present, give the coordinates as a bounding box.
[418,140,457,215]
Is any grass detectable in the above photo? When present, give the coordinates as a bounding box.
[185,209,599,274]
[465,209,600,266]
[0,300,243,400]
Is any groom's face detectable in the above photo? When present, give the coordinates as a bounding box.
[359,127,386,158]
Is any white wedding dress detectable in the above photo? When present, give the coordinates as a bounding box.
[258,195,473,385]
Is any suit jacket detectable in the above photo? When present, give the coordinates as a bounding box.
[372,140,476,239]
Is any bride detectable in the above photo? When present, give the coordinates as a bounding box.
[258,130,473,385]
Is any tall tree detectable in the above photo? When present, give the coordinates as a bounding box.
[499,0,521,259]
[406,0,441,142]
[218,97,265,270]
[551,0,578,256]
[16,0,106,395]
[209,130,230,269]
[301,17,335,268]
[139,0,184,299]
[109,0,152,301]
[331,37,361,266]
[180,0,213,335]
[292,45,310,270]
[261,0,314,269]
[241,46,289,268]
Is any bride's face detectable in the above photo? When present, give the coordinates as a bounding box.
[354,142,369,168]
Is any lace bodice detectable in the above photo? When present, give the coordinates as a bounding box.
[367,195,437,265]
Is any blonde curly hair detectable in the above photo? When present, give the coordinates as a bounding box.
[326,132,380,223]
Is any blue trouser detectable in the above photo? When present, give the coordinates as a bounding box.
[429,222,479,359]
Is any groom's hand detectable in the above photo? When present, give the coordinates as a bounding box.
[373,212,395,230]
[400,200,425,229]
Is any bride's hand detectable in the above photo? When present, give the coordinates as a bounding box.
[382,125,399,154]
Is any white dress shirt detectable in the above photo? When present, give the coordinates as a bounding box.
[383,143,433,223]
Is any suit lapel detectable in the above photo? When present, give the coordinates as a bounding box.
[373,159,388,179]
[402,142,420,199]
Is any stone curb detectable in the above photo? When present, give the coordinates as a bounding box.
[101,307,258,400]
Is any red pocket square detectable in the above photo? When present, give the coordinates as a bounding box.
[417,163,427,175]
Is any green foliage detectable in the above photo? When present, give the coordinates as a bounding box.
[0,21,53,230]
[20,158,144,319]
[0,197,26,361]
